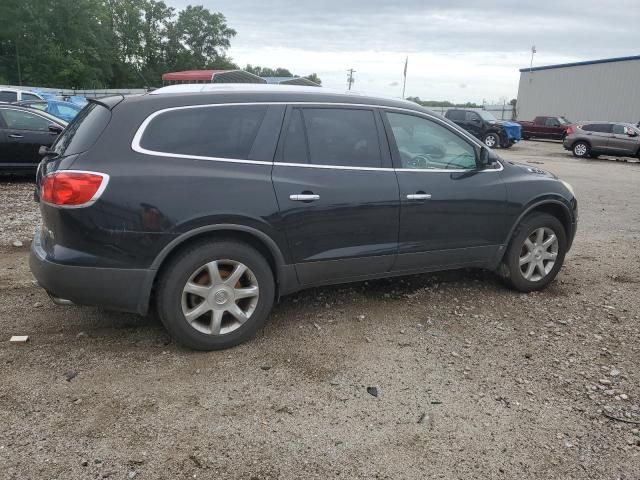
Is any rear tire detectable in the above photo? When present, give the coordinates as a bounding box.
[572,141,589,158]
[156,240,275,350]
[501,213,567,292]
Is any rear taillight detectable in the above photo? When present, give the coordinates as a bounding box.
[41,171,108,207]
[566,126,574,135]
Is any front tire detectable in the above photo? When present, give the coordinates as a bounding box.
[156,240,275,350]
[483,132,499,148]
[572,141,589,158]
[501,213,567,292]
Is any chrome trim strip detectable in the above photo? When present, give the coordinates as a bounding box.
[41,170,110,209]
[130,101,502,173]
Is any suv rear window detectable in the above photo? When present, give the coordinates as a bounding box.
[52,102,110,156]
[139,105,267,159]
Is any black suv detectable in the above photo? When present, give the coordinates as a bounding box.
[445,109,522,149]
[30,85,577,350]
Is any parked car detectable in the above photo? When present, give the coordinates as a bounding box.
[0,88,44,103]
[0,104,66,173]
[14,99,83,122]
[563,122,640,159]
[444,109,521,148]
[518,116,572,140]
[30,85,577,350]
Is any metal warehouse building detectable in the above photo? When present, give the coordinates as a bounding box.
[516,55,640,123]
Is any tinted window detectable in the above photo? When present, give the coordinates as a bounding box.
[52,102,110,156]
[582,123,612,133]
[545,118,559,127]
[0,109,50,131]
[446,110,464,122]
[300,108,381,167]
[22,93,41,101]
[612,124,626,135]
[0,91,18,102]
[140,105,267,159]
[386,112,477,170]
[282,109,308,162]
[465,111,481,122]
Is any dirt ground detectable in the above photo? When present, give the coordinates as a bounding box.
[1,140,639,479]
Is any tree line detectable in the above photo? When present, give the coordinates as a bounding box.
[0,0,321,89]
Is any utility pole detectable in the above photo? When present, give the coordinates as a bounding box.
[530,45,536,73]
[347,68,356,90]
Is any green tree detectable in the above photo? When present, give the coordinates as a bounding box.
[303,73,321,85]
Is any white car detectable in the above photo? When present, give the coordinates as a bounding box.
[0,88,45,103]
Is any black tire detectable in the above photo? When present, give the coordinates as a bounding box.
[572,141,590,158]
[156,239,275,350]
[500,213,567,292]
[483,132,500,149]
[589,153,600,159]
[522,135,530,141]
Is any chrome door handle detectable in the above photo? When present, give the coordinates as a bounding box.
[8,134,23,138]
[407,193,432,200]
[289,194,320,202]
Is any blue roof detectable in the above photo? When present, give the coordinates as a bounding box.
[520,55,640,72]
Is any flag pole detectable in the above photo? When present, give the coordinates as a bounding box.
[402,56,408,99]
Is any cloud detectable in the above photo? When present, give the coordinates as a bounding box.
[165,1,640,102]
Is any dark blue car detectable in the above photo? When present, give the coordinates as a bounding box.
[13,99,83,122]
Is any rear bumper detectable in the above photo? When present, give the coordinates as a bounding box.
[29,230,153,315]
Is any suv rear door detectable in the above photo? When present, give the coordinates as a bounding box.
[580,123,613,153]
[381,110,507,271]
[271,106,399,286]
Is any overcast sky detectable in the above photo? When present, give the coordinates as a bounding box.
[167,0,640,103]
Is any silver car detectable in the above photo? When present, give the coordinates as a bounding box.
[563,122,640,159]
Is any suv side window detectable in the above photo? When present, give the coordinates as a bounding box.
[545,118,559,127]
[465,111,481,122]
[582,123,612,133]
[139,105,268,159]
[283,107,381,168]
[22,93,41,101]
[0,91,18,102]
[446,110,464,122]
[612,124,626,135]
[386,112,477,170]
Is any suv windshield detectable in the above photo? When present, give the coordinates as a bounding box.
[478,111,497,122]
[558,117,571,125]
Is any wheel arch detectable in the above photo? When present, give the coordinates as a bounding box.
[498,199,573,265]
[138,224,297,315]
[571,138,591,150]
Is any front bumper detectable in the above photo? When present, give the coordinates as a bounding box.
[30,230,154,315]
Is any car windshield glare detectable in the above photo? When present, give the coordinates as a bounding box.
[558,117,571,125]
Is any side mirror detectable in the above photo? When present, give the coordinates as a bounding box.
[38,145,54,156]
[627,129,638,137]
[478,146,491,168]
[48,124,63,134]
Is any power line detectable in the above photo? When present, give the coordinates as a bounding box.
[347,68,355,90]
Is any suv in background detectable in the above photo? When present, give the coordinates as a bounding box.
[445,109,521,149]
[518,116,572,140]
[563,122,640,159]
[30,85,577,350]
[0,89,44,103]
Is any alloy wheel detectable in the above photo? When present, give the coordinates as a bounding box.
[519,227,559,282]
[574,143,587,157]
[484,134,497,148]
[181,259,259,335]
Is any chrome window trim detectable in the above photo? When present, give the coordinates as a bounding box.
[131,101,503,173]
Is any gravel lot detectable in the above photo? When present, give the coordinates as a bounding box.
[1,141,639,479]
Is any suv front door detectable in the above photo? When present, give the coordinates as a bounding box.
[382,110,508,271]
[272,106,400,285]
[0,108,56,167]
[608,124,640,156]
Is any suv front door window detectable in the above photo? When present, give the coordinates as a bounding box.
[272,106,399,285]
[384,111,508,271]
[609,123,639,156]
